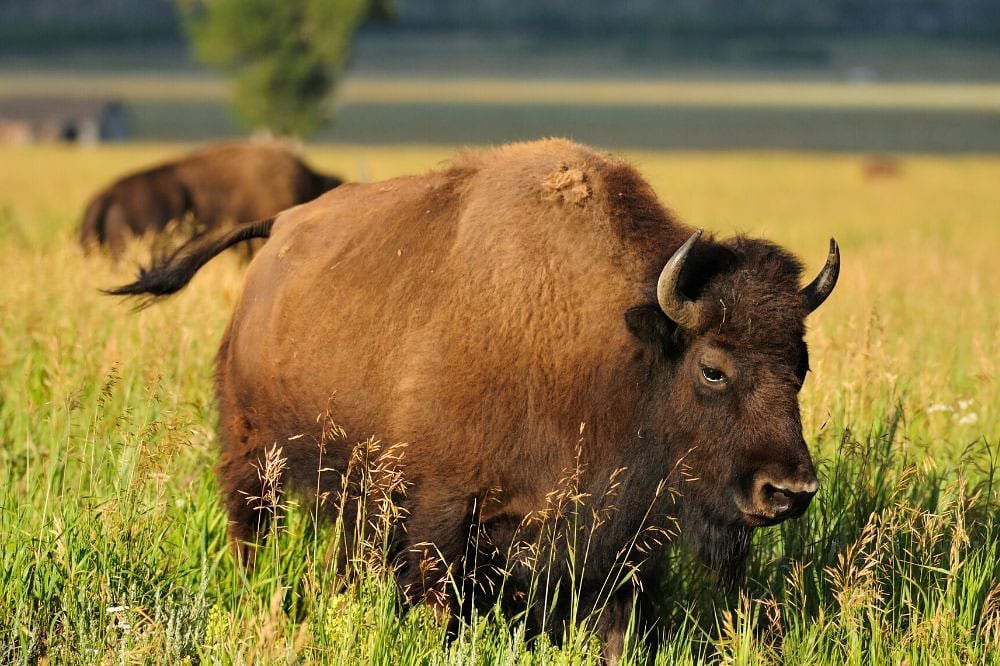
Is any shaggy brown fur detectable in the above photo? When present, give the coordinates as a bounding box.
[109,139,838,657]
[79,142,342,257]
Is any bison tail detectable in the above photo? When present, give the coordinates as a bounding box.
[104,216,276,306]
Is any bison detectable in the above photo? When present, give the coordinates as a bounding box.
[109,139,839,658]
[80,142,342,258]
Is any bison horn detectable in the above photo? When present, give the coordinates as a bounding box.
[657,229,704,329]
[801,238,840,312]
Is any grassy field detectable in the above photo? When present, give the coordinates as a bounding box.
[1,143,998,664]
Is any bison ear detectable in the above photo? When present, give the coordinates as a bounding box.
[625,305,676,350]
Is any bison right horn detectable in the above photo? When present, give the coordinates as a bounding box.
[657,229,705,330]
[800,238,840,313]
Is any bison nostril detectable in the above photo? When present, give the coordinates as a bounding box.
[756,477,818,518]
[746,473,819,521]
[763,484,793,512]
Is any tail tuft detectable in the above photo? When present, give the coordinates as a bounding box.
[104,216,275,308]
[103,258,196,309]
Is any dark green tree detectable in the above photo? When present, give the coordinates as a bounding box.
[178,0,389,137]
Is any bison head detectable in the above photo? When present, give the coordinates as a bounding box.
[625,230,839,577]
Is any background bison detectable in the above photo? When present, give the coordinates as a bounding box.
[79,142,342,257]
[110,139,839,658]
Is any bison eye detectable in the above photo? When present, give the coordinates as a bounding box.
[701,366,727,384]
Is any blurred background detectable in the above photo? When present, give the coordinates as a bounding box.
[2,0,999,151]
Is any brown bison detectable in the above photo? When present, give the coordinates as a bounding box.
[110,139,839,657]
[80,142,342,257]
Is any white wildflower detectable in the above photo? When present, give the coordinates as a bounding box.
[926,403,952,414]
[958,399,974,411]
[957,413,978,426]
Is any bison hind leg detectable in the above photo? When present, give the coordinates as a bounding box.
[217,451,286,569]
[216,410,290,569]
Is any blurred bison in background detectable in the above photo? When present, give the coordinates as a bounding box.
[861,154,902,180]
[79,142,342,257]
[109,139,839,659]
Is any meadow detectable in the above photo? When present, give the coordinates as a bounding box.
[1,143,998,664]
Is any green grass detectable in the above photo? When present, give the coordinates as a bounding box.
[1,144,998,663]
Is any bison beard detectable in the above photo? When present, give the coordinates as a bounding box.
[107,139,838,659]
[679,501,753,586]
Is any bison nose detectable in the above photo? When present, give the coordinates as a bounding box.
[750,470,818,521]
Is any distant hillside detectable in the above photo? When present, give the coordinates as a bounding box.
[0,0,181,52]
[401,0,1000,38]
[0,0,174,21]
[1,0,998,55]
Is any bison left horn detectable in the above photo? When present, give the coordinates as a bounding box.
[801,238,840,312]
[657,229,705,329]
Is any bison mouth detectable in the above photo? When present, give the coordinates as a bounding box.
[677,484,808,582]
[738,511,789,528]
